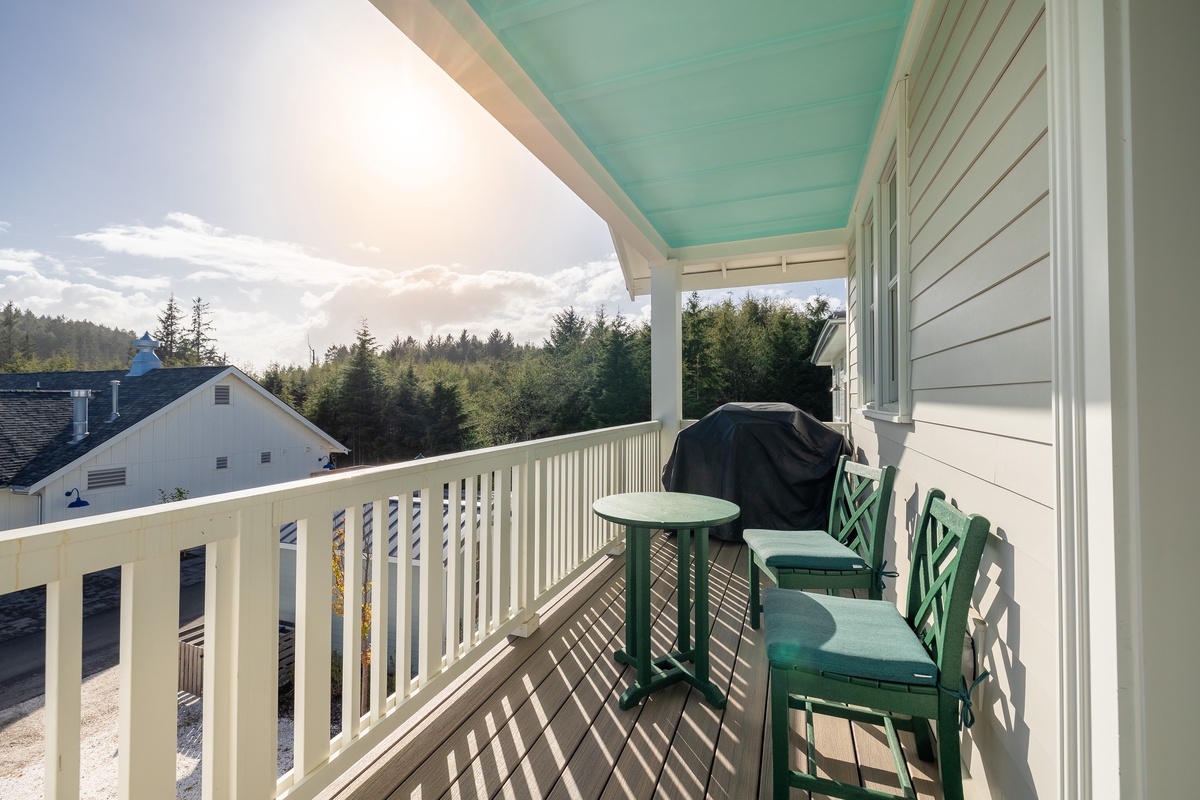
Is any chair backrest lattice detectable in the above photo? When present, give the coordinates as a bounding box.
[904,489,991,686]
[830,457,898,567]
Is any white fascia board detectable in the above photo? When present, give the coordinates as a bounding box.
[610,226,645,302]
[811,319,848,366]
[19,368,347,494]
[626,228,849,296]
[374,0,669,267]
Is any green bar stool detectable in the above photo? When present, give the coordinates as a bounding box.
[765,488,991,800]
[745,456,898,629]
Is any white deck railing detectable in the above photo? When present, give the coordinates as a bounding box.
[0,421,661,800]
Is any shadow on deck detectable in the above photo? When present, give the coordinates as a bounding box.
[323,533,942,800]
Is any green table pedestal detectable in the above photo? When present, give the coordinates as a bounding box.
[592,492,740,711]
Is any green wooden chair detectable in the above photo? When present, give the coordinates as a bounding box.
[745,456,898,629]
[763,488,991,800]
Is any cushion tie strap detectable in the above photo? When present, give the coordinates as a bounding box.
[940,671,990,730]
[874,560,899,591]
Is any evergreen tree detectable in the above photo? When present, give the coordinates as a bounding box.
[154,294,184,364]
[186,297,219,365]
[339,322,385,464]
[0,301,17,368]
[423,379,468,455]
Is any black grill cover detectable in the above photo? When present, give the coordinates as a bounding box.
[662,402,851,542]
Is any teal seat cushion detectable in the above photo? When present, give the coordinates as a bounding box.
[763,588,937,686]
[744,529,868,571]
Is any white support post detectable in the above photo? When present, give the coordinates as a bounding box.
[496,468,513,624]
[535,456,548,599]
[445,481,463,661]
[45,575,82,800]
[369,499,390,722]
[204,538,235,800]
[203,505,278,800]
[608,438,626,556]
[651,259,682,471]
[118,553,180,800]
[512,452,540,637]
[396,493,414,696]
[295,517,332,776]
[461,478,477,651]
[419,486,445,685]
[343,504,363,737]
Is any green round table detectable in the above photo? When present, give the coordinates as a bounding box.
[592,491,740,710]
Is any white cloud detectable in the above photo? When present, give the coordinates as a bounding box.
[0,221,10,235]
[350,241,381,254]
[0,248,157,333]
[74,213,388,289]
[70,213,639,361]
[78,266,172,291]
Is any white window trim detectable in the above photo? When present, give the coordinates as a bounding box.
[855,78,912,424]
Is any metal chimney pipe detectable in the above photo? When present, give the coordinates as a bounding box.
[71,389,92,443]
[107,380,121,422]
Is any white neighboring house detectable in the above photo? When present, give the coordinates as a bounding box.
[0,334,347,532]
[810,310,848,428]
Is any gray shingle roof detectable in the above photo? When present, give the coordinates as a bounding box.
[0,366,228,489]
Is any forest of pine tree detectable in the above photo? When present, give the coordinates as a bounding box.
[0,291,837,465]
[256,293,837,466]
[0,301,137,371]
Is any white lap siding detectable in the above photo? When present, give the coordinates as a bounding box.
[850,0,1053,796]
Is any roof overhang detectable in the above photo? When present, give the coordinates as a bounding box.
[811,316,848,366]
[373,0,915,296]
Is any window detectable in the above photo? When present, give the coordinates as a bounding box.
[214,385,230,405]
[215,456,229,470]
[861,206,876,406]
[260,451,272,464]
[87,466,126,490]
[856,79,911,422]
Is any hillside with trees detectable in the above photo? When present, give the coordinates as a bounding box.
[258,293,836,466]
[0,301,137,371]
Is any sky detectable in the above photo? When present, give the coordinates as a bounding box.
[0,0,844,371]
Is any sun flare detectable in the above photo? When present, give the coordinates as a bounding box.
[351,76,456,185]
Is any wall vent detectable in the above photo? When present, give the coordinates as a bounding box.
[214,385,231,405]
[87,466,127,490]
[260,451,272,464]
[215,456,229,470]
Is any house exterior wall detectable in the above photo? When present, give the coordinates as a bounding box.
[40,373,337,527]
[0,492,40,530]
[847,0,1053,796]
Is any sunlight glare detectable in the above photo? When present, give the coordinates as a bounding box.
[350,74,457,187]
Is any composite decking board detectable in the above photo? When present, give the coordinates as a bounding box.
[429,537,680,800]
[498,533,699,800]
[331,552,628,800]
[655,544,750,800]
[548,538,727,800]
[853,719,909,796]
[596,540,742,800]
[899,731,944,800]
[696,546,768,800]
[334,538,946,799]
[812,711,863,796]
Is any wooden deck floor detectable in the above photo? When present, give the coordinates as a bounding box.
[326,533,943,800]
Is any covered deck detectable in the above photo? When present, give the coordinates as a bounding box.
[327,533,942,800]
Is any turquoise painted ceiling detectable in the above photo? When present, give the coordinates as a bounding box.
[466,0,911,249]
